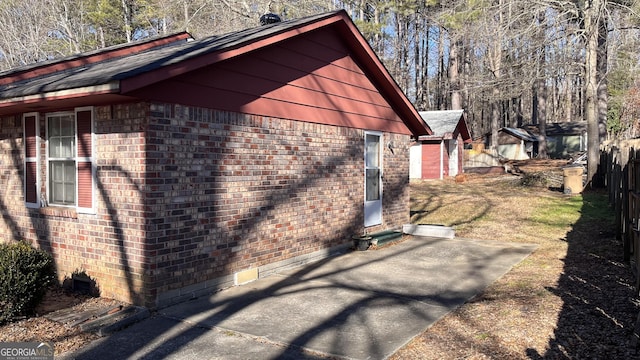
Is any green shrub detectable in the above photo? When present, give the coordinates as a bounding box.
[0,241,56,325]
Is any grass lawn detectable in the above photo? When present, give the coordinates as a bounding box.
[392,173,638,359]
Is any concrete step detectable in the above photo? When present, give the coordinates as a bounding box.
[403,224,455,239]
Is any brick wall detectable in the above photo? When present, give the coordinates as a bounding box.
[145,104,411,307]
[381,133,412,232]
[0,102,412,308]
[0,104,149,304]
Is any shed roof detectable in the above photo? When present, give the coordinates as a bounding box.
[0,10,430,136]
[500,127,538,142]
[524,122,587,136]
[417,110,470,141]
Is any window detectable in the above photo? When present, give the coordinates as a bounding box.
[48,114,76,205]
[23,107,94,212]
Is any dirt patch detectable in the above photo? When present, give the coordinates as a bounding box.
[0,287,123,356]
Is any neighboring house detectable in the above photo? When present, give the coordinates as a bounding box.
[496,127,538,160]
[525,122,587,158]
[409,110,471,179]
[0,10,430,308]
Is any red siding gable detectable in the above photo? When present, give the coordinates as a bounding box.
[129,28,411,135]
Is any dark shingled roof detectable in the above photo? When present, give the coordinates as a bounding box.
[0,11,343,100]
[0,10,431,136]
[523,122,587,136]
[501,127,538,142]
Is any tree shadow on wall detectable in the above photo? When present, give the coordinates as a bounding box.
[66,154,504,360]
[1,133,55,274]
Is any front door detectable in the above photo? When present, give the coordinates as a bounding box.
[364,132,382,227]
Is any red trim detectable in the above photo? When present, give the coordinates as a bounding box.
[76,109,93,209]
[76,110,92,158]
[0,91,132,117]
[0,87,119,109]
[24,114,38,204]
[77,162,92,209]
[457,118,472,143]
[24,115,37,158]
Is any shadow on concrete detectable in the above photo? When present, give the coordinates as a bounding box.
[66,235,535,359]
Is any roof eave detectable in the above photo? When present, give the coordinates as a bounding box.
[417,135,444,141]
[0,82,120,114]
[456,117,472,141]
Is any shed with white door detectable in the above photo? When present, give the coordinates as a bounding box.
[410,110,471,179]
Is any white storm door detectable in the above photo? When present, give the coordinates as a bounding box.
[364,132,382,227]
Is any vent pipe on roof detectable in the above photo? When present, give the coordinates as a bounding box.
[260,13,281,25]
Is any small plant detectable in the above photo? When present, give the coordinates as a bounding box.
[62,269,100,297]
[0,241,56,325]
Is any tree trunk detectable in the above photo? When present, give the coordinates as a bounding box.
[536,77,548,159]
[450,37,462,110]
[489,0,503,151]
[121,0,132,43]
[597,13,608,142]
[565,76,573,122]
[585,0,604,187]
[437,26,445,110]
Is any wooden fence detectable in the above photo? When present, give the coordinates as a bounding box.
[601,140,640,291]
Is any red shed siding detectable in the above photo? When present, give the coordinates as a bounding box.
[421,142,442,179]
[130,28,411,135]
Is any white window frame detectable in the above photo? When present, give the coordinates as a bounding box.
[45,107,95,213]
[364,131,383,227]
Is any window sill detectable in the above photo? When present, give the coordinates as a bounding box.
[36,206,78,219]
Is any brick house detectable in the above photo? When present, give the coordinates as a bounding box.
[410,110,470,179]
[0,10,430,308]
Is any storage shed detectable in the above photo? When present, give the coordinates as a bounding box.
[524,122,587,158]
[497,127,538,160]
[410,110,470,179]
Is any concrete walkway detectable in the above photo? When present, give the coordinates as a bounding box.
[61,236,537,360]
